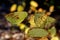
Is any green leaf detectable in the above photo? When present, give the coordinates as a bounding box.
[28,28,48,37]
[48,26,56,37]
[45,17,56,28]
[5,12,28,25]
[34,12,56,28]
[34,12,46,28]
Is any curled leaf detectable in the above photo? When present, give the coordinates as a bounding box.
[25,28,30,34]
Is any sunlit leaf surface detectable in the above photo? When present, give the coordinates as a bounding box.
[17,5,24,12]
[5,12,28,25]
[10,4,17,12]
[34,12,56,28]
[48,26,56,37]
[34,12,46,28]
[45,17,56,28]
[28,28,48,37]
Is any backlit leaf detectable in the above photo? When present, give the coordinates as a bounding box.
[5,12,28,25]
[28,28,48,37]
[48,26,56,37]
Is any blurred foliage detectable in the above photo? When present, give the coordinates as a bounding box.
[4,0,57,38]
[34,11,46,28]
[5,12,28,25]
[28,28,48,37]
[17,5,24,12]
[51,36,59,40]
[34,12,56,28]
[48,26,56,37]
[10,4,17,12]
[0,0,60,40]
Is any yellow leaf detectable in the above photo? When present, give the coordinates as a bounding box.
[30,1,38,7]
[17,5,24,12]
[28,15,36,28]
[51,36,59,40]
[49,5,54,12]
[19,23,25,30]
[25,28,30,34]
[10,4,17,12]
[38,8,43,12]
